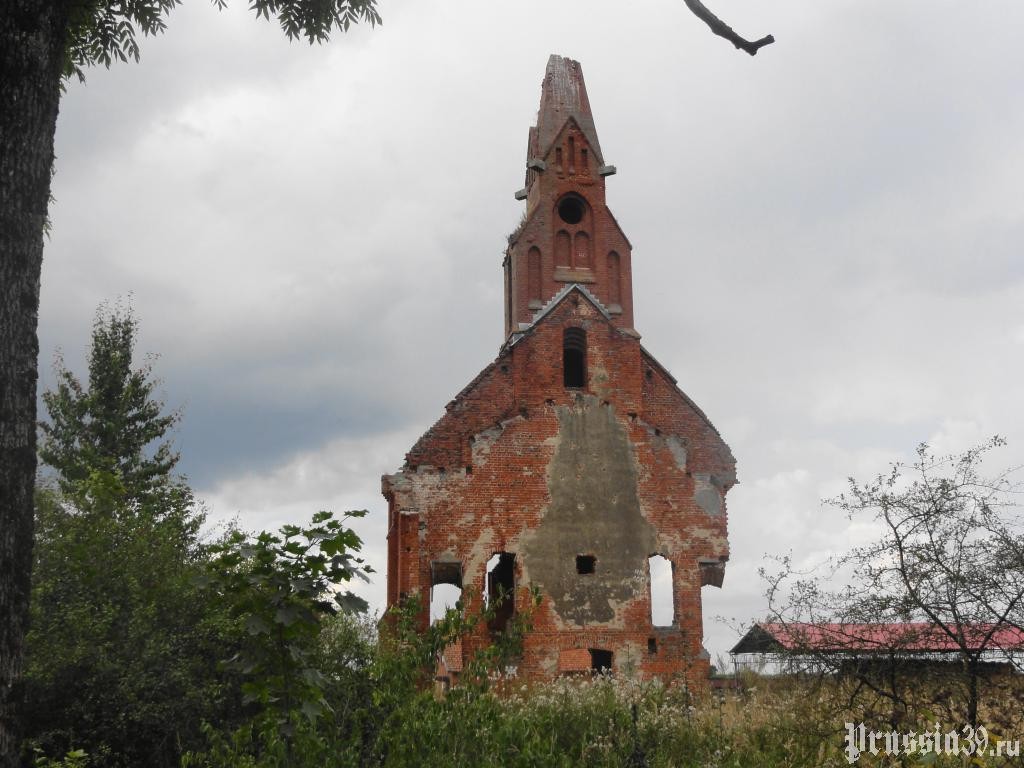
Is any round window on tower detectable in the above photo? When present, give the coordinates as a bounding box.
[557,195,586,225]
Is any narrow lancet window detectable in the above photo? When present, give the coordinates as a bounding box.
[555,230,571,267]
[527,247,542,305]
[563,327,586,388]
[486,552,516,633]
[574,232,591,269]
[430,561,463,624]
[607,251,622,306]
[648,555,674,627]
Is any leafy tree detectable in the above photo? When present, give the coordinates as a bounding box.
[25,306,242,767]
[763,437,1024,729]
[39,303,178,500]
[187,570,541,767]
[190,511,372,766]
[25,480,237,767]
[0,3,378,763]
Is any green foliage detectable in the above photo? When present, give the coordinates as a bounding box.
[196,511,372,761]
[180,583,1016,767]
[185,578,544,767]
[25,479,240,767]
[247,0,381,43]
[350,671,1024,767]
[461,584,541,688]
[63,0,381,81]
[25,306,242,767]
[182,607,379,768]
[331,585,541,765]
[39,302,178,502]
[24,478,235,760]
[31,748,89,768]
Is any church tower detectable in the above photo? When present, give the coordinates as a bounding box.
[504,55,634,336]
[383,55,736,684]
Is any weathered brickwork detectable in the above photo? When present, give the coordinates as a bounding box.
[383,55,735,686]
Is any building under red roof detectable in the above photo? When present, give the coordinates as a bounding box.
[730,622,1024,675]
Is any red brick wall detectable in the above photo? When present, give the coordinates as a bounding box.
[506,123,635,335]
[383,292,734,687]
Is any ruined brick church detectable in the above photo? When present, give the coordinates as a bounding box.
[383,55,735,684]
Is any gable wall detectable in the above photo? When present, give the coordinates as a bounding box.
[384,299,733,684]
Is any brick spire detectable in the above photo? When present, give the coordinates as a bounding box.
[504,55,632,338]
[531,55,604,177]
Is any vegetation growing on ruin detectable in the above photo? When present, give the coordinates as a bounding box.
[23,309,1024,767]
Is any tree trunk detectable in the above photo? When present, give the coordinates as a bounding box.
[0,2,68,764]
[966,656,979,729]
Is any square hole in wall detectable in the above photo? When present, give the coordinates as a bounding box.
[589,648,613,673]
[576,554,596,574]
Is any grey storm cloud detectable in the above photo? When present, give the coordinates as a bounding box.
[39,0,1024,657]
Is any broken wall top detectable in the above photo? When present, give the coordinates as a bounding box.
[532,55,604,167]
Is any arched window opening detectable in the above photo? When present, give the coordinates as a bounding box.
[504,258,513,330]
[563,327,586,388]
[485,552,516,633]
[555,230,571,266]
[430,584,461,624]
[430,560,462,625]
[607,251,622,306]
[527,247,542,305]
[567,136,576,174]
[648,555,675,627]
[574,232,591,269]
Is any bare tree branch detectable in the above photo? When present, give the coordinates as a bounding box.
[759,438,1024,729]
[682,0,774,56]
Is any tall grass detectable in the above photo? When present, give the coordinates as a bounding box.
[183,605,1024,768]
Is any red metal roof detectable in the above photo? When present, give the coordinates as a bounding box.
[749,622,1024,653]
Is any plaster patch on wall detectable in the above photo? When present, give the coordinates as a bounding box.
[522,395,657,626]
[539,649,558,677]
[471,424,505,466]
[589,360,612,400]
[665,436,688,471]
[619,639,649,677]
[693,473,723,516]
[655,530,686,555]
[634,420,688,475]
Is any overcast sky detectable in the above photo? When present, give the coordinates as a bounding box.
[42,0,1024,660]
